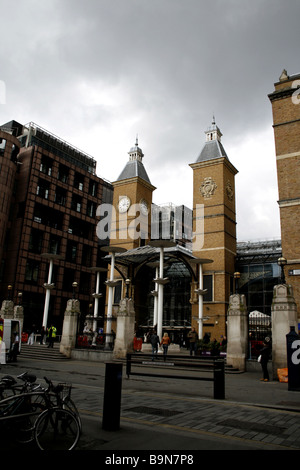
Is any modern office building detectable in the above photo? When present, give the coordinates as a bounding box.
[0,120,113,333]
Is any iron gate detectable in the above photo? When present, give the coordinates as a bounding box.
[248,311,272,359]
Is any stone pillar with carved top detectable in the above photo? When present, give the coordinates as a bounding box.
[113,298,135,359]
[271,284,298,378]
[14,305,24,334]
[60,299,80,358]
[226,294,248,371]
[0,300,14,319]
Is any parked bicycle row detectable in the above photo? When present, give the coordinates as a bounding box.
[0,371,81,450]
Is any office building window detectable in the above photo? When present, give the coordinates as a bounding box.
[36,178,50,200]
[88,180,98,197]
[25,260,39,284]
[48,235,61,255]
[55,187,67,206]
[87,200,96,217]
[57,163,69,183]
[40,155,52,176]
[203,275,213,302]
[29,229,43,254]
[71,194,82,213]
[0,138,6,155]
[66,241,77,263]
[74,172,84,191]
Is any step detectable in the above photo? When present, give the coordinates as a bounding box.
[20,343,69,361]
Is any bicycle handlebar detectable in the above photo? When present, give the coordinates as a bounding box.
[44,377,64,394]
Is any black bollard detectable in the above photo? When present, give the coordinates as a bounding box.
[286,326,300,391]
[213,359,225,399]
[102,362,123,431]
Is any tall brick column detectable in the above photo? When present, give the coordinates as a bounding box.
[268,70,300,317]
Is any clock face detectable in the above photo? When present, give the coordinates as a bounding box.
[140,199,149,215]
[118,196,131,213]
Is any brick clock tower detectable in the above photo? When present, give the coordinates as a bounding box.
[110,138,156,250]
[190,119,238,339]
[269,69,300,310]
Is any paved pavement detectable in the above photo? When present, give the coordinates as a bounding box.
[1,348,300,455]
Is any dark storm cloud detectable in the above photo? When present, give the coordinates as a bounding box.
[0,0,299,239]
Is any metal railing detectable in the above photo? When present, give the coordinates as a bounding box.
[126,353,225,399]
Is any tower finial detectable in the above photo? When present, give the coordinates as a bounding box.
[135,134,138,146]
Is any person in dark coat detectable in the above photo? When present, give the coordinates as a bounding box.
[150,331,160,361]
[40,326,46,345]
[187,327,198,356]
[260,341,271,382]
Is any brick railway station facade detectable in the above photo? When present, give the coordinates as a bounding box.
[0,70,299,344]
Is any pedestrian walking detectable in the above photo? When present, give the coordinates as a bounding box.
[160,333,170,361]
[187,327,198,356]
[40,326,46,345]
[150,330,160,361]
[259,340,271,382]
[27,325,35,345]
[47,324,56,348]
[9,332,20,362]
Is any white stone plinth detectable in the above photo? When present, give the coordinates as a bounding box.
[226,294,248,371]
[271,284,298,377]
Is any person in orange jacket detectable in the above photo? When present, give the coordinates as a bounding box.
[160,332,170,360]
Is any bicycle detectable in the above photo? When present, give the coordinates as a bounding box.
[0,374,81,450]
[0,372,39,399]
[32,377,81,450]
[0,389,46,445]
[34,407,81,450]
[42,376,81,431]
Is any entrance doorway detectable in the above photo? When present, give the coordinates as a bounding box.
[248,310,272,359]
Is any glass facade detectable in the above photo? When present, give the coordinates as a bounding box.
[237,262,281,316]
[236,240,282,357]
[134,260,192,332]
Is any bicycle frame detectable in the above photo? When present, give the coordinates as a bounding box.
[0,375,81,449]
[0,391,47,423]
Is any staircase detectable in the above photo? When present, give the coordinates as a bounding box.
[20,343,69,361]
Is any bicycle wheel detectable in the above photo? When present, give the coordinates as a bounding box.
[16,402,45,444]
[63,398,82,432]
[34,408,80,451]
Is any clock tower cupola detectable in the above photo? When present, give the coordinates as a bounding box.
[110,138,156,250]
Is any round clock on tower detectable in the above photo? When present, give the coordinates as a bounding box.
[118,195,131,213]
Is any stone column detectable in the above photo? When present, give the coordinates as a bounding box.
[271,284,298,378]
[0,300,14,319]
[113,298,135,359]
[14,305,24,335]
[226,294,248,371]
[60,299,80,358]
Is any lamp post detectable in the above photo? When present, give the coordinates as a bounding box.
[72,281,78,299]
[234,272,240,294]
[125,278,131,298]
[190,258,213,339]
[7,285,12,300]
[101,246,127,349]
[278,257,287,284]
[17,292,23,305]
[41,253,62,329]
[89,267,107,342]
[148,240,176,341]
[147,261,160,330]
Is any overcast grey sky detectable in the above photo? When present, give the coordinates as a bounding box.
[1,0,299,241]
